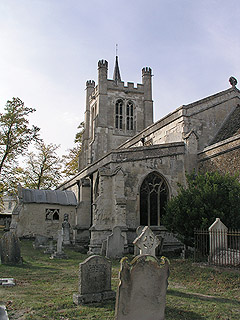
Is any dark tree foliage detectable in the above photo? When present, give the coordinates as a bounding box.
[162,171,240,246]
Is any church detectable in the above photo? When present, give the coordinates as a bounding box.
[56,57,240,254]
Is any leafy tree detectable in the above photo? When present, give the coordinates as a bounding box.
[62,122,84,177]
[0,97,40,194]
[21,141,62,189]
[162,171,240,246]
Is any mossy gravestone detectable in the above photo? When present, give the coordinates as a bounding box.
[0,231,22,265]
[115,255,169,320]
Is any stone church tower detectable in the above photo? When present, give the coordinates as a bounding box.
[80,57,153,169]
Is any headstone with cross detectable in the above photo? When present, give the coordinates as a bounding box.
[133,226,160,256]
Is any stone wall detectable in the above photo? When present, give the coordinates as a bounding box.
[118,87,240,152]
[12,203,76,239]
[88,142,186,253]
[198,135,240,177]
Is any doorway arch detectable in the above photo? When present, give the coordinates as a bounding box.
[140,172,169,226]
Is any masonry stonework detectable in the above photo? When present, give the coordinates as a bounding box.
[56,60,240,254]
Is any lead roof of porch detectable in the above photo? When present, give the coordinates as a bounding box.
[21,189,77,206]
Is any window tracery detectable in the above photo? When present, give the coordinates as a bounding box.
[140,172,168,226]
[115,99,123,129]
[126,101,134,130]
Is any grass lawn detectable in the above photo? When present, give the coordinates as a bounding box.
[0,235,239,319]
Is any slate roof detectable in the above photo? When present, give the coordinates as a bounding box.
[210,105,240,145]
[20,189,77,206]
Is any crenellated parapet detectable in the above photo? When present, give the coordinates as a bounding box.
[107,79,144,93]
[142,67,152,76]
[98,59,108,69]
[86,80,95,88]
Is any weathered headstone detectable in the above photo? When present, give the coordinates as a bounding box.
[133,226,160,256]
[106,226,125,259]
[0,231,22,265]
[62,213,71,245]
[43,240,55,254]
[115,255,169,320]
[33,234,49,249]
[73,255,115,304]
[0,305,9,320]
[51,229,67,259]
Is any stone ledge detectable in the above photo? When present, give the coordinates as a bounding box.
[73,290,116,305]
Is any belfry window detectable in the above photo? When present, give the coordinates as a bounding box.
[126,101,134,130]
[115,99,123,129]
[140,172,168,226]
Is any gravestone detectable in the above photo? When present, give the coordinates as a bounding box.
[209,218,228,256]
[62,213,71,245]
[44,240,55,254]
[133,226,160,256]
[33,234,49,249]
[106,226,125,259]
[208,218,240,265]
[115,255,169,320]
[51,229,67,259]
[0,231,22,265]
[73,255,115,304]
[0,305,9,320]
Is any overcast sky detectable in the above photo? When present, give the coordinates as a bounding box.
[0,0,240,156]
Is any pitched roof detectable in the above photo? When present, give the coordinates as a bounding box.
[210,104,240,145]
[19,188,77,206]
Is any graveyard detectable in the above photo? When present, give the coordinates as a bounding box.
[0,229,239,320]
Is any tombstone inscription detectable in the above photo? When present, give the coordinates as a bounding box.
[73,255,115,304]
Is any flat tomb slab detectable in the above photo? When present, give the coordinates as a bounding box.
[0,278,15,287]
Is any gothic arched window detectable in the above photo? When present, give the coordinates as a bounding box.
[140,172,168,226]
[115,99,123,129]
[126,101,134,130]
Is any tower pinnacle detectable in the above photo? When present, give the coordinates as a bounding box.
[113,55,121,83]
